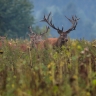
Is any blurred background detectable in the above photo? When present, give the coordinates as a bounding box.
[33,0,96,41]
[0,0,96,40]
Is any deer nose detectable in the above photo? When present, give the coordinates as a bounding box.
[65,38,68,42]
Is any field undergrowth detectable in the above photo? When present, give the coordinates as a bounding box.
[0,39,96,96]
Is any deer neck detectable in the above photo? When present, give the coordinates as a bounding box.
[56,37,67,47]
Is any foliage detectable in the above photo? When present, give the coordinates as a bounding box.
[0,0,34,37]
[0,39,96,96]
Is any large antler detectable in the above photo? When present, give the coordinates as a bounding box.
[41,12,63,32]
[28,26,36,35]
[65,15,80,34]
[41,12,79,34]
[40,26,50,36]
[28,26,37,38]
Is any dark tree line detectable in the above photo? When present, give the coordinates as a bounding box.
[0,0,35,38]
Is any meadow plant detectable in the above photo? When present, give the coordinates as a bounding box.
[0,38,96,96]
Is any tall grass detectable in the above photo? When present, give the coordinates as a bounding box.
[0,39,96,96]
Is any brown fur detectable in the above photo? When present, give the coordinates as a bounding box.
[44,38,58,48]
[35,38,58,49]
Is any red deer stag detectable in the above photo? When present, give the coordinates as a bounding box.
[41,12,79,48]
[28,26,50,49]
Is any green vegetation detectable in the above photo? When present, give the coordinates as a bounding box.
[0,0,34,37]
[0,39,96,96]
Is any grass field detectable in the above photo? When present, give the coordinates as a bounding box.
[0,38,96,96]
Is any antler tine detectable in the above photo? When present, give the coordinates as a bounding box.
[46,26,50,32]
[62,26,63,31]
[75,15,77,19]
[47,12,51,20]
[47,25,50,28]
[44,15,46,18]
[65,15,75,26]
[72,16,77,30]
[28,26,32,33]
[72,16,75,21]
[40,26,50,36]
[65,16,72,23]
[50,17,52,25]
[28,26,36,37]
[41,12,62,31]
[72,16,77,25]
[46,26,50,30]
[75,15,80,20]
[42,12,51,22]
[74,15,80,29]
[65,15,79,34]
[50,17,61,30]
[74,15,79,28]
[45,26,50,32]
[40,15,46,22]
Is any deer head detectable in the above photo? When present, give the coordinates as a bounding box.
[41,12,79,47]
[28,26,50,48]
